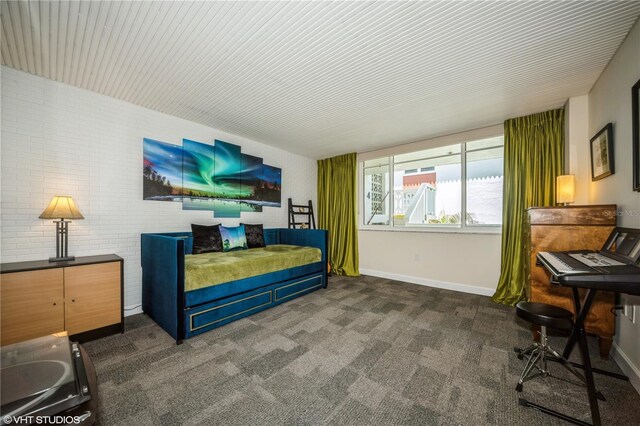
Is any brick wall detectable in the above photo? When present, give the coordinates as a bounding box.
[0,66,317,312]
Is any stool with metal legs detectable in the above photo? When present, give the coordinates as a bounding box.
[514,302,606,425]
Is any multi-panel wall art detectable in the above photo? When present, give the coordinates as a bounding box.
[143,138,281,218]
[143,138,183,201]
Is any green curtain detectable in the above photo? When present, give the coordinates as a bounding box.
[492,108,565,305]
[317,153,360,276]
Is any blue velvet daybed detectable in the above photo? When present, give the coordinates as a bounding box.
[141,228,328,344]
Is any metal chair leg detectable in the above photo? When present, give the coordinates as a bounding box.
[516,326,606,404]
[515,343,537,360]
[517,348,543,391]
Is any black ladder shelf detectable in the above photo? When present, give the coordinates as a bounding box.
[288,198,316,229]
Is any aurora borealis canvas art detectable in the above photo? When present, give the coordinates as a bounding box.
[143,138,183,201]
[143,138,281,218]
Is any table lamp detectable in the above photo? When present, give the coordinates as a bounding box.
[39,196,84,262]
[556,175,575,206]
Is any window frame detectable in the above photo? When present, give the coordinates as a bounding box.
[362,158,392,226]
[359,136,503,234]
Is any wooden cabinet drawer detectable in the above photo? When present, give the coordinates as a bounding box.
[1,269,65,346]
[64,262,121,335]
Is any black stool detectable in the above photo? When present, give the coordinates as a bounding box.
[514,302,592,393]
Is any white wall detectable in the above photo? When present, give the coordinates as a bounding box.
[565,95,590,205]
[358,125,503,295]
[359,230,501,295]
[582,19,640,389]
[0,67,317,310]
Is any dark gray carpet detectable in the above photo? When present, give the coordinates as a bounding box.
[83,275,640,425]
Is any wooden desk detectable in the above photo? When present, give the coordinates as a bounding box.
[1,255,124,346]
[527,205,616,358]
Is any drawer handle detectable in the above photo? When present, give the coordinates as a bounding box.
[53,302,57,306]
[72,299,76,302]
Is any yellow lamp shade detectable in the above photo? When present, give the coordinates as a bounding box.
[39,196,84,220]
[556,175,575,205]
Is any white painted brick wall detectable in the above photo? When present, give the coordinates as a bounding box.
[1,66,318,310]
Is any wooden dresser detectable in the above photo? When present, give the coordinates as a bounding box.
[1,254,124,346]
[527,205,617,358]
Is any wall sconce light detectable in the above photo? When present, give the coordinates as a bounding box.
[556,175,575,206]
[39,196,84,262]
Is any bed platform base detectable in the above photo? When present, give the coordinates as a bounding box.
[141,229,328,344]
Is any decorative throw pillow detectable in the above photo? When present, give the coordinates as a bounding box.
[242,223,266,249]
[219,225,248,252]
[191,224,223,254]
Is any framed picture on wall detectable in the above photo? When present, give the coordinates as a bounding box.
[633,78,640,191]
[590,123,614,181]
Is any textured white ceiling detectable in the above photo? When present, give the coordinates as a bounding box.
[2,1,639,159]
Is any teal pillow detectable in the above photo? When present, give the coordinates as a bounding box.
[219,225,248,252]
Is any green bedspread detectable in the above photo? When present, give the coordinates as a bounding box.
[185,244,322,291]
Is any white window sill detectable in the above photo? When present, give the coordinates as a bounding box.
[358,225,502,235]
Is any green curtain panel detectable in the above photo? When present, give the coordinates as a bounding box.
[492,108,565,306]
[317,153,360,276]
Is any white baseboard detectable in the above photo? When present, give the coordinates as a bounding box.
[124,304,143,317]
[612,342,640,395]
[358,268,495,297]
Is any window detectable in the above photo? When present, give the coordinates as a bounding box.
[363,158,391,225]
[465,137,504,225]
[361,136,503,229]
[393,145,461,226]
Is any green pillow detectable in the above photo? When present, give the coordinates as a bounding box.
[219,225,248,252]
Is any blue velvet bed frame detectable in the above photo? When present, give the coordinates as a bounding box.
[141,228,328,344]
